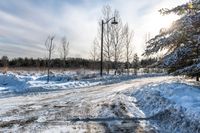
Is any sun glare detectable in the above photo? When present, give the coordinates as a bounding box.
[146,12,179,35]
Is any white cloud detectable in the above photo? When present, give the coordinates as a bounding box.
[0,0,189,59]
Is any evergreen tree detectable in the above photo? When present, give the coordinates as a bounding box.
[144,0,200,81]
[132,54,139,75]
[1,56,9,67]
[1,56,9,74]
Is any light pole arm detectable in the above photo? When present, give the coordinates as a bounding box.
[103,17,115,24]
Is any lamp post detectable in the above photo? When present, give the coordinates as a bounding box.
[100,17,118,76]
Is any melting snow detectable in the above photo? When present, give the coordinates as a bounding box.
[0,71,200,132]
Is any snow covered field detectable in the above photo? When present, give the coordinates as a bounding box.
[0,71,200,132]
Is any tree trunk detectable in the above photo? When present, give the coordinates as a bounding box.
[47,54,50,83]
[47,67,50,83]
[134,68,137,75]
[114,61,117,75]
[127,56,129,75]
[196,76,199,81]
[63,57,66,71]
[107,62,110,74]
[47,40,52,83]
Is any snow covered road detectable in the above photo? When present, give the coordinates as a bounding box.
[0,75,200,132]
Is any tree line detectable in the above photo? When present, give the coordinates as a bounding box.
[0,56,94,69]
[0,56,157,70]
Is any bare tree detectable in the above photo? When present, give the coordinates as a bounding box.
[90,38,99,61]
[96,5,126,74]
[90,38,99,70]
[123,24,134,75]
[45,35,55,83]
[60,37,69,70]
[99,5,113,74]
[111,10,124,75]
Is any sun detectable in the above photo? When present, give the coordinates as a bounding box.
[144,11,179,36]
[158,14,179,30]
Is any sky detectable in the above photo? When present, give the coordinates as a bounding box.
[0,0,189,59]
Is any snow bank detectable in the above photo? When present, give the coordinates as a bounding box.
[131,82,200,133]
[0,72,99,95]
[161,83,200,113]
[0,73,28,93]
[36,74,73,81]
[0,71,165,97]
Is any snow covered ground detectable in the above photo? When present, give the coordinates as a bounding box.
[0,71,200,132]
[0,71,162,98]
[127,78,200,133]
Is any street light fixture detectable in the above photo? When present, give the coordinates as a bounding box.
[100,17,118,76]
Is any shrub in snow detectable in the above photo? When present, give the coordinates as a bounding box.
[36,73,72,82]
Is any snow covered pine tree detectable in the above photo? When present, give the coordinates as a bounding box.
[144,0,200,81]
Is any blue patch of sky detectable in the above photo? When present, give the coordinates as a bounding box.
[0,0,22,15]
[137,0,161,16]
